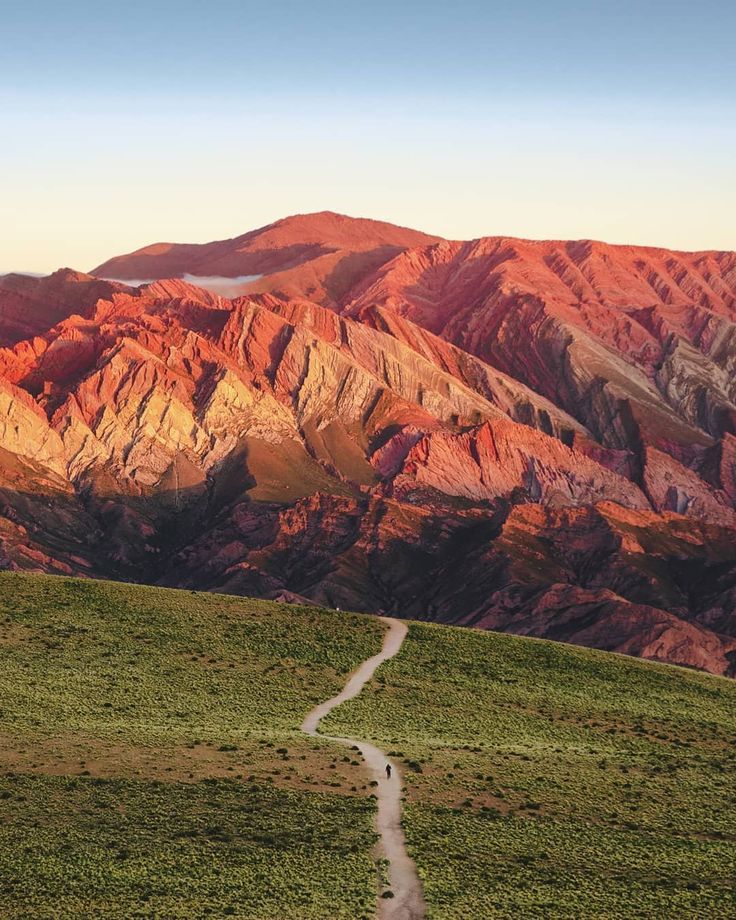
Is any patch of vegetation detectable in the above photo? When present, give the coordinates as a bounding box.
[0,774,376,919]
[0,572,383,918]
[0,571,383,747]
[404,804,733,918]
[326,621,736,918]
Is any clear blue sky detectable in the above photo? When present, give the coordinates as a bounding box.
[2,0,735,272]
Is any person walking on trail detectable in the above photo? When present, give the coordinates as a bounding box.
[385,763,392,780]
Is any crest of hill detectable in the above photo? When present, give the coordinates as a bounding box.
[92,211,441,305]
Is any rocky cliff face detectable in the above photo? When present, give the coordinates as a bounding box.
[1,213,735,676]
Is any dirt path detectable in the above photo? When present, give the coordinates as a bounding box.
[301,616,426,920]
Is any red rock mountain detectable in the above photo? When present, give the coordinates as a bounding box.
[93,211,440,306]
[1,212,735,676]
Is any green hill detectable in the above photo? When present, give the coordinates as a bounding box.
[326,620,736,918]
[0,573,382,919]
[1,572,735,918]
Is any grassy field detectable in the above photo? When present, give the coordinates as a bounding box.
[2,572,736,918]
[0,572,383,919]
[325,621,736,918]
[0,774,376,919]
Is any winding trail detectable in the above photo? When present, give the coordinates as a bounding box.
[301,616,426,920]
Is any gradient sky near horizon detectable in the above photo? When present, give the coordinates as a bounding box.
[2,0,735,273]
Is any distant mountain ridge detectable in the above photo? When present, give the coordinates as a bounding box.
[0,212,735,675]
[93,211,441,306]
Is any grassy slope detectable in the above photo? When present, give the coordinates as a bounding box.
[325,621,736,918]
[2,572,736,918]
[0,572,383,919]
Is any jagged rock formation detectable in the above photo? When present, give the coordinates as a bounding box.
[1,213,735,676]
[0,269,132,346]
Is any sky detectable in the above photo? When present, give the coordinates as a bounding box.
[2,0,735,273]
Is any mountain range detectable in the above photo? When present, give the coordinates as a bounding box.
[1,211,735,675]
